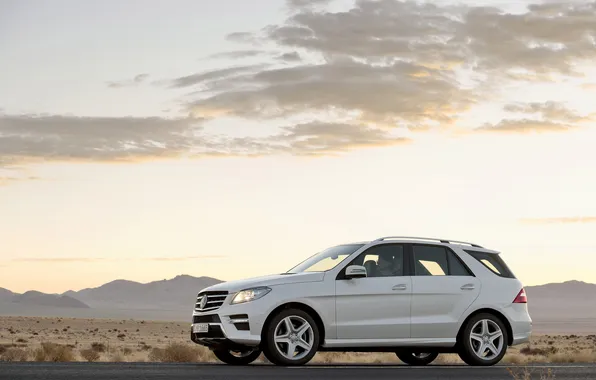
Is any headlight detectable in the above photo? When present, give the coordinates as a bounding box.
[231,287,271,305]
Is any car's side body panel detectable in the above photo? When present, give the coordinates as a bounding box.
[335,276,412,340]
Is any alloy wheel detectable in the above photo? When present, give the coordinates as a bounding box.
[273,315,314,361]
[469,319,504,361]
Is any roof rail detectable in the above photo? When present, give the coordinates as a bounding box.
[373,236,483,248]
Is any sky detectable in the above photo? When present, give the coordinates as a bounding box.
[1,0,595,293]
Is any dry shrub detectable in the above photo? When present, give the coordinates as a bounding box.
[520,345,558,356]
[121,347,133,356]
[508,367,556,380]
[110,352,124,362]
[80,348,100,362]
[433,354,461,365]
[138,342,152,351]
[34,342,75,362]
[503,353,527,365]
[148,347,164,362]
[549,351,596,363]
[0,345,7,355]
[507,367,533,380]
[91,342,106,353]
[196,346,216,362]
[312,352,395,364]
[1,347,29,362]
[148,343,198,363]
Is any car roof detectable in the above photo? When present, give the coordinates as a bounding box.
[346,237,500,254]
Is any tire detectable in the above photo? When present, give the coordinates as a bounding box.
[213,348,261,365]
[262,308,320,366]
[396,351,439,366]
[458,313,509,366]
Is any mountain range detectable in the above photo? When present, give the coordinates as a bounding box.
[1,276,595,333]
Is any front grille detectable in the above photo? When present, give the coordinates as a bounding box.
[195,291,228,312]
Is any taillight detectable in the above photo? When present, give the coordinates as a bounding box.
[513,288,527,303]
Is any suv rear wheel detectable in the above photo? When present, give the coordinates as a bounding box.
[458,313,508,366]
[213,347,261,365]
[396,351,438,366]
[262,308,320,366]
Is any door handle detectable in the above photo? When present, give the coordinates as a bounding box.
[461,284,475,290]
[392,284,407,291]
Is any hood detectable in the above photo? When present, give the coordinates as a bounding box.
[199,272,325,293]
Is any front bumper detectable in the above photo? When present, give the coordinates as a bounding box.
[190,322,253,350]
[191,303,267,348]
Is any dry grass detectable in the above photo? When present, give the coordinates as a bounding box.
[1,316,596,364]
[148,343,202,363]
[507,367,556,380]
[80,348,101,362]
[34,342,75,362]
[1,347,29,362]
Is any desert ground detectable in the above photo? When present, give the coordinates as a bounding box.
[1,316,595,364]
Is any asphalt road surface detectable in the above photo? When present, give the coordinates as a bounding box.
[1,363,595,380]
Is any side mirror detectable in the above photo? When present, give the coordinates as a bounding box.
[345,265,367,279]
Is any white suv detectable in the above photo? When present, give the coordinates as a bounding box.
[190,236,532,366]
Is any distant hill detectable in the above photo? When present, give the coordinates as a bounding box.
[525,280,596,321]
[1,277,596,333]
[11,291,90,308]
[63,274,221,311]
[0,287,15,302]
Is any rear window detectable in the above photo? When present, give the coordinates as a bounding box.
[464,250,515,278]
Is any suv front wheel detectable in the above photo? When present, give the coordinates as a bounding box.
[458,313,509,366]
[262,308,320,366]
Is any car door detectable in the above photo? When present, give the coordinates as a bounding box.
[409,244,480,340]
[335,243,411,341]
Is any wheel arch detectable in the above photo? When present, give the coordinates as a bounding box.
[456,308,514,346]
[261,302,326,348]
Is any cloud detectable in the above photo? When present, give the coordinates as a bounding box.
[459,2,596,77]
[226,32,259,44]
[276,52,302,62]
[520,217,596,225]
[503,101,586,122]
[228,121,411,156]
[1,113,398,171]
[189,59,474,128]
[478,101,594,133]
[286,0,332,9]
[145,255,226,261]
[12,258,105,263]
[5,0,596,174]
[183,0,595,136]
[10,255,227,263]
[168,64,269,88]
[0,176,41,186]
[0,114,210,166]
[477,119,574,134]
[107,73,150,88]
[207,50,268,60]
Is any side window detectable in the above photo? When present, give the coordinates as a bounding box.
[413,245,448,276]
[464,250,515,278]
[413,245,473,276]
[448,251,473,276]
[349,244,405,278]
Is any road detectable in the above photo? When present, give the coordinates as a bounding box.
[0,363,594,380]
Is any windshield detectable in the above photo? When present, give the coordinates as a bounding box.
[287,244,364,273]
